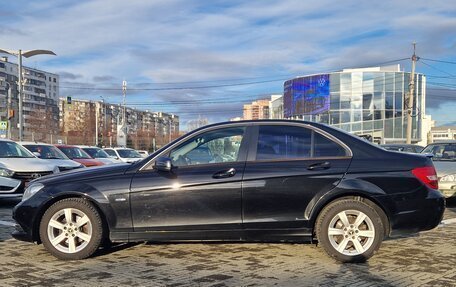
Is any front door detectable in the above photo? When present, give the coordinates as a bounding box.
[130,126,249,237]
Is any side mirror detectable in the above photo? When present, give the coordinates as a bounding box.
[33,152,42,158]
[155,157,173,172]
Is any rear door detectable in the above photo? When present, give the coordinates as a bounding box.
[242,124,352,230]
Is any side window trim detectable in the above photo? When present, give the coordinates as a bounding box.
[140,124,252,171]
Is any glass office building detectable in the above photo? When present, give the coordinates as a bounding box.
[283,65,426,143]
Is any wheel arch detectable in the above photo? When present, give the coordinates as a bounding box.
[309,193,391,239]
[32,192,112,244]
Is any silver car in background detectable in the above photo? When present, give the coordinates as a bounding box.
[77,146,122,165]
[422,141,456,198]
[0,139,59,198]
[19,142,84,172]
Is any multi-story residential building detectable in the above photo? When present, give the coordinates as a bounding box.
[59,98,179,150]
[243,99,270,120]
[0,57,59,141]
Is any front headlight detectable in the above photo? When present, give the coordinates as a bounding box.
[440,174,456,182]
[53,166,60,174]
[0,168,14,177]
[22,183,44,202]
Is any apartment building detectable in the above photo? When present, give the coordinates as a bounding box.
[59,98,179,150]
[243,99,270,120]
[0,57,59,141]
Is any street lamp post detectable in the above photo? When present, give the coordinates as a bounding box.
[0,48,56,141]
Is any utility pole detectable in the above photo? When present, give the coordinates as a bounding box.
[18,50,23,141]
[95,101,99,146]
[122,80,127,126]
[406,42,418,144]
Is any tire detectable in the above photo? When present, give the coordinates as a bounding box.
[315,198,384,263]
[39,198,104,260]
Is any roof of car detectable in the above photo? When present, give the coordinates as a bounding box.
[54,144,81,148]
[381,144,423,147]
[427,140,456,144]
[18,141,53,146]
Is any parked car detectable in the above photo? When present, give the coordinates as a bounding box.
[19,142,84,172]
[13,120,444,263]
[381,144,424,153]
[55,145,105,167]
[76,146,122,165]
[136,150,149,158]
[421,140,456,198]
[104,147,143,163]
[0,139,59,199]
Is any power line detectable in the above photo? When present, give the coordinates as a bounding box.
[419,60,455,77]
[420,58,456,65]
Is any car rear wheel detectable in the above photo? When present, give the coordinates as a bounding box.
[316,198,384,263]
[39,198,103,260]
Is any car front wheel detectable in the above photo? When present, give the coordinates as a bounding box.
[316,198,384,263]
[39,198,103,260]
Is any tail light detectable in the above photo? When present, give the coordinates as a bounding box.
[412,166,439,189]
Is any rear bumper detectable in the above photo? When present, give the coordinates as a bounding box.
[386,189,445,237]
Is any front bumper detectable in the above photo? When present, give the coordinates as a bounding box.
[11,223,34,242]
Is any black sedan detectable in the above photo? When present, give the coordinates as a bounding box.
[12,120,445,263]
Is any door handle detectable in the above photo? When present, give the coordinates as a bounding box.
[307,161,331,171]
[212,168,236,179]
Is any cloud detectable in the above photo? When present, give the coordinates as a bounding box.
[2,0,456,126]
[59,71,83,80]
[93,75,116,82]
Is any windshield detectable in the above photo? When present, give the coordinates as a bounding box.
[24,144,68,159]
[83,148,110,158]
[58,147,92,159]
[422,144,456,161]
[104,149,117,157]
[117,149,142,158]
[0,141,35,158]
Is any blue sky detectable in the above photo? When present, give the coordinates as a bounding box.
[1,0,455,128]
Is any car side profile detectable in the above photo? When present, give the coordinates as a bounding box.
[12,121,445,263]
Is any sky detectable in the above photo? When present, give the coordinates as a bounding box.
[1,0,455,129]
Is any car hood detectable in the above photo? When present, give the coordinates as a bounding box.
[96,158,121,165]
[433,161,456,177]
[36,163,131,185]
[73,158,104,166]
[41,159,81,168]
[0,158,57,172]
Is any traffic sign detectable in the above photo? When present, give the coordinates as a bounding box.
[0,121,7,130]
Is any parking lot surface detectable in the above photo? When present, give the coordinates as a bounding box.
[1,199,455,287]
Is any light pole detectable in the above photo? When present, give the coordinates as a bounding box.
[0,48,56,141]
[0,80,12,139]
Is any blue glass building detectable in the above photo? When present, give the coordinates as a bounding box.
[283,65,427,144]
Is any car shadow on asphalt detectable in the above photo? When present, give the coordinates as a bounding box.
[92,242,143,258]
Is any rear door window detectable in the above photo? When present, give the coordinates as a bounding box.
[256,125,347,160]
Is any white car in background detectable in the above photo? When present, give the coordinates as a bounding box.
[77,146,122,165]
[136,150,149,158]
[104,147,143,163]
[0,139,59,199]
[19,142,84,172]
[421,141,456,198]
